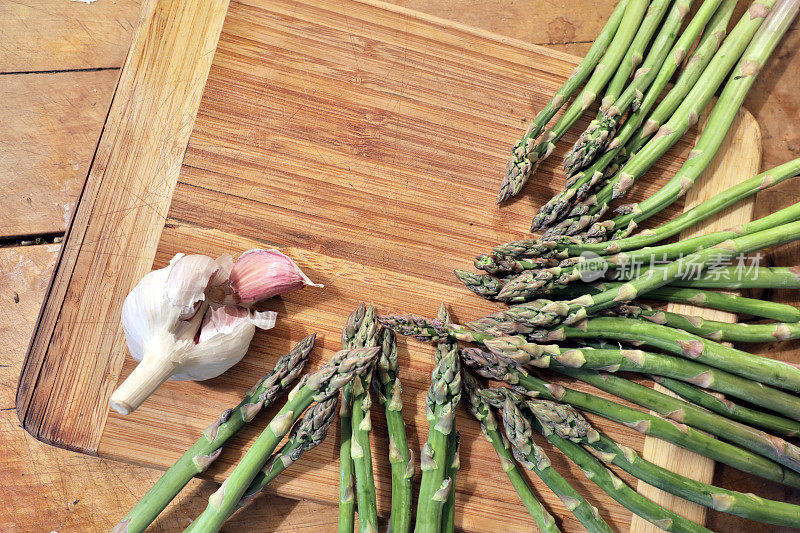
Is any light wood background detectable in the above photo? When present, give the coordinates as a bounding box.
[1,1,798,532]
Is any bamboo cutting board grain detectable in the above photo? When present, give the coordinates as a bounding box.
[16,0,764,530]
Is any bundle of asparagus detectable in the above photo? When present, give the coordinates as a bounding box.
[501,0,798,254]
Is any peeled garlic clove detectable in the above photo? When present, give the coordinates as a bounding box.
[230,249,323,305]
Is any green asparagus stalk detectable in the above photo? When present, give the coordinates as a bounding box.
[551,0,778,237]
[504,0,631,163]
[665,265,800,289]
[482,388,614,532]
[521,399,711,533]
[498,0,650,202]
[113,335,315,533]
[461,373,560,532]
[379,313,500,345]
[527,398,800,526]
[461,347,800,482]
[339,304,366,533]
[185,346,380,533]
[599,0,672,114]
[373,327,413,533]
[652,375,800,437]
[441,432,460,533]
[237,395,339,508]
[534,0,732,231]
[564,0,686,173]
[613,305,800,343]
[350,304,381,533]
[535,316,800,394]
[593,159,799,252]
[416,309,461,533]
[436,304,459,533]
[588,0,800,242]
[493,261,800,303]
[453,269,506,298]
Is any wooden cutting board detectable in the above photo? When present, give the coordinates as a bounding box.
[16,0,762,530]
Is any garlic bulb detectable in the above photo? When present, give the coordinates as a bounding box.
[109,250,321,415]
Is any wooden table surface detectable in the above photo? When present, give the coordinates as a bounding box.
[1,1,797,531]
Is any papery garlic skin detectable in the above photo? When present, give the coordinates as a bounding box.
[170,306,277,381]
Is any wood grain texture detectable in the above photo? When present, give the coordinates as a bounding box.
[16,0,231,451]
[0,70,118,238]
[0,0,139,73]
[630,110,761,532]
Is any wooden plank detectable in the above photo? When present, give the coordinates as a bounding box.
[0,0,139,73]
[630,109,761,532]
[0,70,119,238]
[16,0,231,451]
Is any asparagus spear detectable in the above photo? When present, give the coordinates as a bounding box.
[416,309,461,533]
[527,398,800,526]
[564,0,686,173]
[237,395,339,508]
[350,304,381,533]
[504,0,631,163]
[537,0,736,232]
[535,316,800,393]
[498,0,651,202]
[441,432,460,533]
[612,305,800,342]
[453,269,506,299]
[113,335,315,533]
[665,265,800,289]
[588,0,800,242]
[461,373,560,532]
[185,346,380,533]
[652,375,800,437]
[482,389,614,533]
[373,327,413,533]
[552,0,778,237]
[461,347,800,482]
[620,0,738,165]
[437,304,459,533]
[493,260,800,303]
[338,304,366,533]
